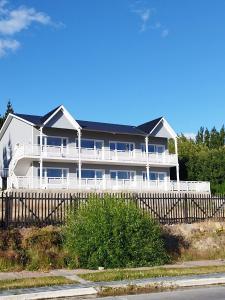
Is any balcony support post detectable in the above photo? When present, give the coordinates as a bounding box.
[145,136,150,181]
[77,129,82,187]
[39,126,43,189]
[174,137,180,191]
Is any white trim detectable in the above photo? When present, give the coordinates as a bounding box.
[141,143,166,153]
[38,167,69,177]
[148,118,163,135]
[43,105,81,131]
[0,113,34,141]
[38,135,69,147]
[162,118,177,139]
[143,170,167,181]
[11,113,34,126]
[110,169,136,180]
[148,117,177,139]
[77,168,105,179]
[77,138,104,149]
[109,141,135,152]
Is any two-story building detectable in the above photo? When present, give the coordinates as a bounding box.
[0,105,210,192]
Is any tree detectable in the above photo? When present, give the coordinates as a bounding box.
[210,126,220,149]
[4,100,14,120]
[220,125,225,147]
[0,100,14,129]
[196,126,204,144]
[204,128,210,148]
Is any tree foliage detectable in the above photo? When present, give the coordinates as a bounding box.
[0,100,14,129]
[171,125,225,193]
[64,196,169,269]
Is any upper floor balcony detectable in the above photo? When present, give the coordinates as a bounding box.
[13,144,178,167]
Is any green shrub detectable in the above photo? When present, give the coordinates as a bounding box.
[64,196,169,269]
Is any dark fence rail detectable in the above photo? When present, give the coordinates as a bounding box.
[1,192,225,228]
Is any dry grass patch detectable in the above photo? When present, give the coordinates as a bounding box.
[98,284,176,297]
[0,276,77,291]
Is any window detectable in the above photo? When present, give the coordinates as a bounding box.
[38,168,68,178]
[38,136,68,147]
[141,144,165,153]
[80,139,103,150]
[143,171,166,181]
[110,170,135,180]
[79,169,103,179]
[110,142,134,152]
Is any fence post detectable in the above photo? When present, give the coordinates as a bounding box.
[4,192,13,228]
[183,193,188,223]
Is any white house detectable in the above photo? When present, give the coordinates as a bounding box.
[0,105,210,192]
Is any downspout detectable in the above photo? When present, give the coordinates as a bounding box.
[77,128,82,188]
[145,136,150,183]
[174,137,180,191]
[40,126,43,189]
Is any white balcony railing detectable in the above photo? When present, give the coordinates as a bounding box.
[13,144,178,166]
[12,176,211,193]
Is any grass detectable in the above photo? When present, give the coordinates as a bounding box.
[0,276,77,291]
[98,284,176,297]
[80,265,225,282]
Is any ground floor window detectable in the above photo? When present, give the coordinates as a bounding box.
[38,168,68,178]
[143,171,167,181]
[110,170,135,180]
[78,169,104,179]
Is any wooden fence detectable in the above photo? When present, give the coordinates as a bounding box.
[1,192,225,228]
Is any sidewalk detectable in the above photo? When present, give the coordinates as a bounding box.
[1,259,225,281]
[1,260,225,299]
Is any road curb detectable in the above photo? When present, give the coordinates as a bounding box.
[94,274,225,289]
[0,287,97,300]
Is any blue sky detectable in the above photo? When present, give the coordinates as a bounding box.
[0,0,225,136]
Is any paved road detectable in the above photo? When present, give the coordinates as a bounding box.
[94,286,225,300]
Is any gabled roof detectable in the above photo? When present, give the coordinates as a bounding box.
[77,120,145,135]
[42,105,61,123]
[137,117,163,134]
[9,105,175,137]
[14,113,43,126]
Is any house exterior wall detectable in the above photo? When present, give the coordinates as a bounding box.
[35,128,168,151]
[0,118,33,169]
[45,110,76,130]
[31,161,170,181]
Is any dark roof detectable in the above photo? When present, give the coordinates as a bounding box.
[77,120,145,135]
[137,117,163,134]
[15,113,43,126]
[42,105,61,123]
[14,106,162,136]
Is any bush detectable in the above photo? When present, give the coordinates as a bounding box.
[64,196,169,269]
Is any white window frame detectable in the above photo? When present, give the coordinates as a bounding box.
[76,138,104,150]
[109,141,135,152]
[77,168,105,179]
[110,170,136,181]
[38,135,69,148]
[141,143,165,153]
[142,171,167,181]
[38,167,69,178]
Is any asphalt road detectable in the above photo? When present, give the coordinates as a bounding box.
[94,286,225,300]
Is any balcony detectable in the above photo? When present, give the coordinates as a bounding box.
[11,176,211,193]
[13,144,178,167]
